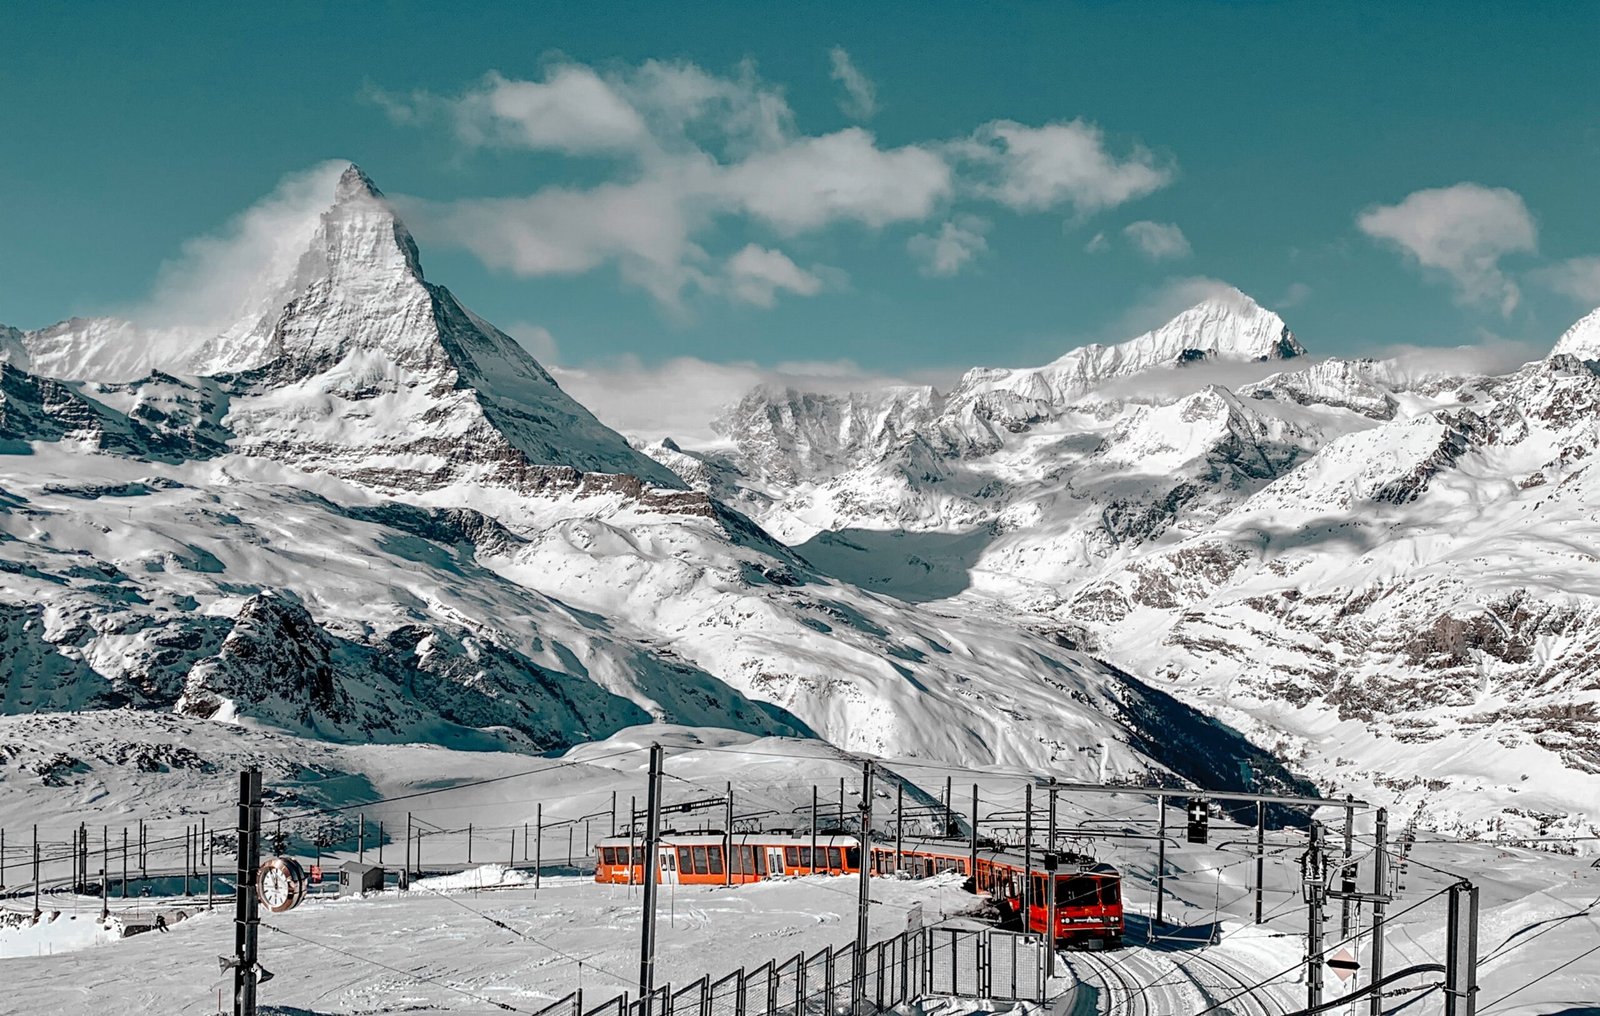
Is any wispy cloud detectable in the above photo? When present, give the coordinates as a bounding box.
[1122,220,1191,261]
[724,244,829,307]
[378,59,1174,311]
[908,215,990,277]
[1530,256,1600,305]
[828,47,878,120]
[1357,183,1536,316]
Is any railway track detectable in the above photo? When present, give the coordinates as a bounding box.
[1060,949,1150,1015]
[1173,950,1284,1016]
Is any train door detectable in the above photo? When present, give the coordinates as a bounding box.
[658,847,679,885]
[766,847,786,875]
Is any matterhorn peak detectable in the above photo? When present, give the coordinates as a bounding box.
[334,162,384,203]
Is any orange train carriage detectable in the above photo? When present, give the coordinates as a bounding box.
[594,833,1122,947]
[595,832,862,885]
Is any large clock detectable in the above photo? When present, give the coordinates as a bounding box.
[257,856,308,913]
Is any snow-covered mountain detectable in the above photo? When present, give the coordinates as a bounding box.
[687,299,1600,843]
[0,165,1310,832]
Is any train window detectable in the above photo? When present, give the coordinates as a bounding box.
[633,847,645,864]
[677,848,692,872]
[846,847,862,870]
[799,847,812,867]
[785,847,799,867]
[754,847,766,875]
[1032,876,1046,903]
[604,847,617,865]
[1099,880,1120,906]
[691,847,709,875]
[708,847,724,875]
[1058,876,1099,907]
[732,847,745,874]
[828,847,843,869]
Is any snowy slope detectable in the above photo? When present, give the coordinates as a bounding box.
[688,303,1600,841]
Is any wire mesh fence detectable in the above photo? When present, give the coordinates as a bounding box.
[534,924,1043,1016]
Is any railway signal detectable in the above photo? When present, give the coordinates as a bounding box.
[1186,798,1209,844]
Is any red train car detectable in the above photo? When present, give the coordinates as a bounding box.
[870,839,1123,948]
[595,832,861,885]
[595,831,1122,947]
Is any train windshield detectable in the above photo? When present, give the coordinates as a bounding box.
[1056,876,1102,907]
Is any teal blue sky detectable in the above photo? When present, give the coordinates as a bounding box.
[3,1,1598,381]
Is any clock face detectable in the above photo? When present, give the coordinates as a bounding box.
[257,857,307,913]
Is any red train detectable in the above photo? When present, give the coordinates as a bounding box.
[594,832,1123,948]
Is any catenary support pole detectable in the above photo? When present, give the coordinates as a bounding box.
[100,865,108,921]
[638,743,665,1011]
[811,786,818,874]
[233,768,263,1016]
[358,813,365,863]
[968,784,978,889]
[184,823,192,896]
[944,777,953,833]
[1023,784,1033,936]
[1341,796,1355,939]
[724,782,733,887]
[1305,823,1324,1011]
[1154,797,1168,928]
[378,821,384,866]
[139,819,146,879]
[535,803,542,890]
[467,823,473,866]
[611,790,618,838]
[33,832,41,920]
[894,782,903,875]
[852,761,873,1016]
[121,827,128,897]
[1255,800,1266,924]
[1445,881,1479,1016]
[1369,808,1389,1016]
[1046,788,1057,976]
[403,813,412,890]
[208,832,214,910]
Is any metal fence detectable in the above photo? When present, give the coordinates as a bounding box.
[528,925,1044,1016]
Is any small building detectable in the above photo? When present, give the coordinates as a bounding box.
[338,861,385,896]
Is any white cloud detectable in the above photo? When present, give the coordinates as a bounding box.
[1278,282,1312,308]
[908,216,990,277]
[828,47,878,120]
[1084,232,1109,254]
[132,160,349,336]
[1531,256,1600,305]
[505,321,560,364]
[1100,276,1244,341]
[374,68,648,154]
[724,245,827,307]
[722,128,951,232]
[1369,335,1543,381]
[1122,220,1191,261]
[379,60,1174,309]
[1357,183,1536,316]
[962,120,1174,214]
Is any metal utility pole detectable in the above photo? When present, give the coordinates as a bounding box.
[1445,882,1479,1016]
[967,784,978,885]
[1254,800,1266,924]
[944,776,953,834]
[1154,798,1167,927]
[1304,822,1324,1012]
[811,786,819,873]
[32,829,41,920]
[1023,784,1033,933]
[1046,788,1057,977]
[403,813,412,890]
[638,744,665,1009]
[839,776,846,830]
[724,782,733,887]
[611,790,618,837]
[1369,808,1389,1016]
[233,768,264,1016]
[535,804,543,890]
[852,760,874,1016]
[121,827,128,898]
[1342,795,1355,938]
[894,783,903,875]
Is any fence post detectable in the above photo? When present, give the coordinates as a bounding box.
[699,975,710,1016]
[736,966,747,1016]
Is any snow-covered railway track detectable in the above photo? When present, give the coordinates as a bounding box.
[1061,950,1149,1015]
[1172,951,1283,1016]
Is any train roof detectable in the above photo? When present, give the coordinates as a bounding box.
[597,832,1118,875]
[597,832,860,847]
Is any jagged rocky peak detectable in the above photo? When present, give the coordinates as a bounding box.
[1242,358,1399,420]
[1550,305,1600,362]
